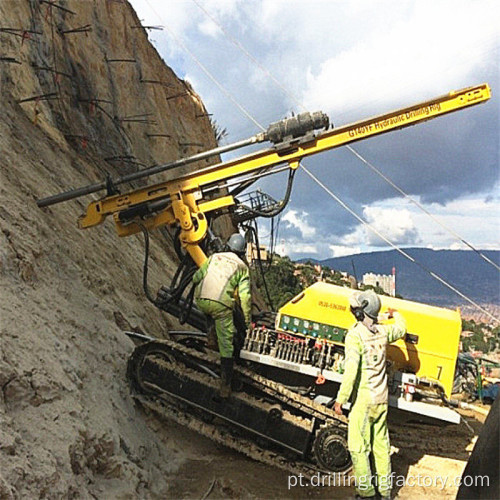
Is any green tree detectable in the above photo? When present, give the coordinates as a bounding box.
[251,255,302,309]
[359,283,388,296]
[461,319,495,353]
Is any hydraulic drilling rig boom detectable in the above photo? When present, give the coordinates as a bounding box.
[62,84,490,266]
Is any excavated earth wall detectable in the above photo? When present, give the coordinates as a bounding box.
[0,1,232,497]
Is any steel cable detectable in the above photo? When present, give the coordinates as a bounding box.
[140,0,498,319]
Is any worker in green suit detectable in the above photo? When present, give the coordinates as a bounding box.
[192,233,251,398]
[334,290,406,499]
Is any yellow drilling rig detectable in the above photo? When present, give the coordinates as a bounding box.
[38,84,491,475]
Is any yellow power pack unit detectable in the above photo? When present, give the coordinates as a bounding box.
[276,282,462,398]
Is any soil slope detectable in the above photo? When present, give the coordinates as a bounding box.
[0,0,225,497]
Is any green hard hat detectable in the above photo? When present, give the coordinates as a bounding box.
[227,233,246,254]
[353,290,381,319]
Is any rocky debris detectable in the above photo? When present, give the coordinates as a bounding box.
[69,431,129,479]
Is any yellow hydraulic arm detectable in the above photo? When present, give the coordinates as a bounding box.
[57,84,490,266]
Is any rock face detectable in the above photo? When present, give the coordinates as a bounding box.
[0,1,228,497]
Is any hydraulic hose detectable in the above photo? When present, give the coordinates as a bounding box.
[244,224,274,310]
[137,222,157,305]
[233,168,296,219]
[138,222,198,328]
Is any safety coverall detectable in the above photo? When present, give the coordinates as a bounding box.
[192,252,251,358]
[336,312,406,498]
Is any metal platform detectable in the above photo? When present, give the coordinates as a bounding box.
[240,349,461,424]
[233,190,281,222]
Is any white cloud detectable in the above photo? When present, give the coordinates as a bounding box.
[284,242,319,256]
[301,1,499,117]
[363,206,420,246]
[329,245,361,258]
[345,193,500,252]
[411,194,500,250]
[197,18,221,38]
[282,209,316,238]
[342,206,421,248]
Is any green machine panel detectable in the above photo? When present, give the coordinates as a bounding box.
[278,314,347,344]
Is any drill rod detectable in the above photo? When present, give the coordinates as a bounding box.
[36,135,264,208]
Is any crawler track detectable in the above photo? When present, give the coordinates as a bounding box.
[127,339,352,476]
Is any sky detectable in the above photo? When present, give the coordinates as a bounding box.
[129,0,499,261]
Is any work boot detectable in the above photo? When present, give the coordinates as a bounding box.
[219,357,234,399]
[206,324,218,351]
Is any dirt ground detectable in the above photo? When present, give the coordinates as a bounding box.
[139,399,486,499]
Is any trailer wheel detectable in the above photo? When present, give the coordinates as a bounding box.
[313,425,351,473]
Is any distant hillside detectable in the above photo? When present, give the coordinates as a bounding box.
[306,249,500,307]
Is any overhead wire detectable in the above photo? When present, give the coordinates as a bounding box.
[244,221,274,310]
[144,0,264,132]
[189,0,500,273]
[346,147,500,271]
[140,0,498,321]
[190,0,301,110]
[301,166,499,324]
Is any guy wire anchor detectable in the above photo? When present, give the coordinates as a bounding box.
[78,97,112,115]
[39,0,76,15]
[17,92,59,104]
[130,25,164,30]
[105,54,136,64]
[118,113,157,125]
[32,65,72,80]
[0,27,41,43]
[0,57,22,64]
[104,155,148,168]
[17,92,60,124]
[59,24,92,36]
[147,133,171,138]
[166,92,189,101]
[78,97,112,104]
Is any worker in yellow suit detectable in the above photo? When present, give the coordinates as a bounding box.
[334,290,406,499]
[193,233,251,398]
